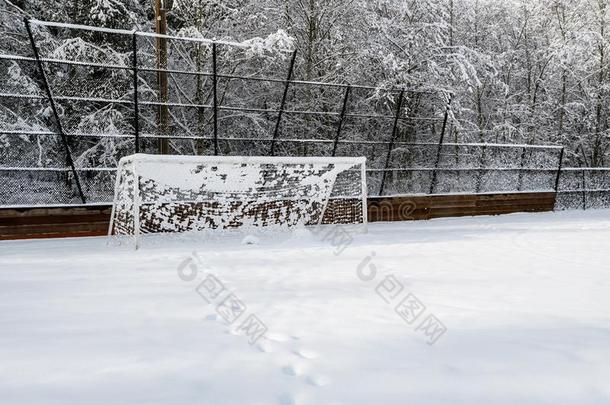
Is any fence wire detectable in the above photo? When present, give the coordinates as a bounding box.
[555,168,610,210]
[0,19,579,207]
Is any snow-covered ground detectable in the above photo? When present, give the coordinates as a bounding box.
[1,210,610,405]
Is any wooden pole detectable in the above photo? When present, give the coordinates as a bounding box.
[155,0,170,154]
[132,33,140,154]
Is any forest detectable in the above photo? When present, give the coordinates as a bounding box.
[1,0,610,204]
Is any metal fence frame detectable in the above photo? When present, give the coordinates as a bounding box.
[0,19,570,207]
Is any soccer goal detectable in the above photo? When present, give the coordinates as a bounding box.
[108,154,367,247]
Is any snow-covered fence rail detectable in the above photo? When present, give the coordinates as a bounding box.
[556,168,610,210]
[0,142,564,206]
[0,19,563,207]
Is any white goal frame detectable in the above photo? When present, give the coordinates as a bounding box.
[108,154,367,247]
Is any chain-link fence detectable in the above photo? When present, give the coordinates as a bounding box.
[0,19,569,207]
[556,168,610,210]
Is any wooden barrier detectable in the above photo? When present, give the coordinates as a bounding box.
[0,192,557,240]
[0,205,112,240]
[367,192,556,222]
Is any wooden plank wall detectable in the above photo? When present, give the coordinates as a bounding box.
[0,192,557,240]
[0,206,112,240]
[367,192,557,222]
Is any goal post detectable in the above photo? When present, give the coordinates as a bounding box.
[108,154,367,247]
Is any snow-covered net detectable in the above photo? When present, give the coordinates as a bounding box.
[109,154,367,246]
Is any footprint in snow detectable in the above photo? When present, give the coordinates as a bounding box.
[278,392,297,405]
[266,332,291,342]
[278,391,315,405]
[294,348,318,359]
[282,363,306,377]
[306,374,331,387]
[280,394,295,405]
[256,339,274,353]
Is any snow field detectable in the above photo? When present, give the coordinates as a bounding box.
[1,209,610,404]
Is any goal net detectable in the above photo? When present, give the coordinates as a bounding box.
[108,154,367,247]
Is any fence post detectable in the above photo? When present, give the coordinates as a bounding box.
[516,146,527,191]
[554,147,565,192]
[132,32,140,154]
[475,145,487,194]
[577,145,588,210]
[24,18,87,204]
[332,85,351,157]
[212,42,219,155]
[270,50,297,156]
[379,89,405,196]
[428,94,453,194]
[581,168,587,210]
